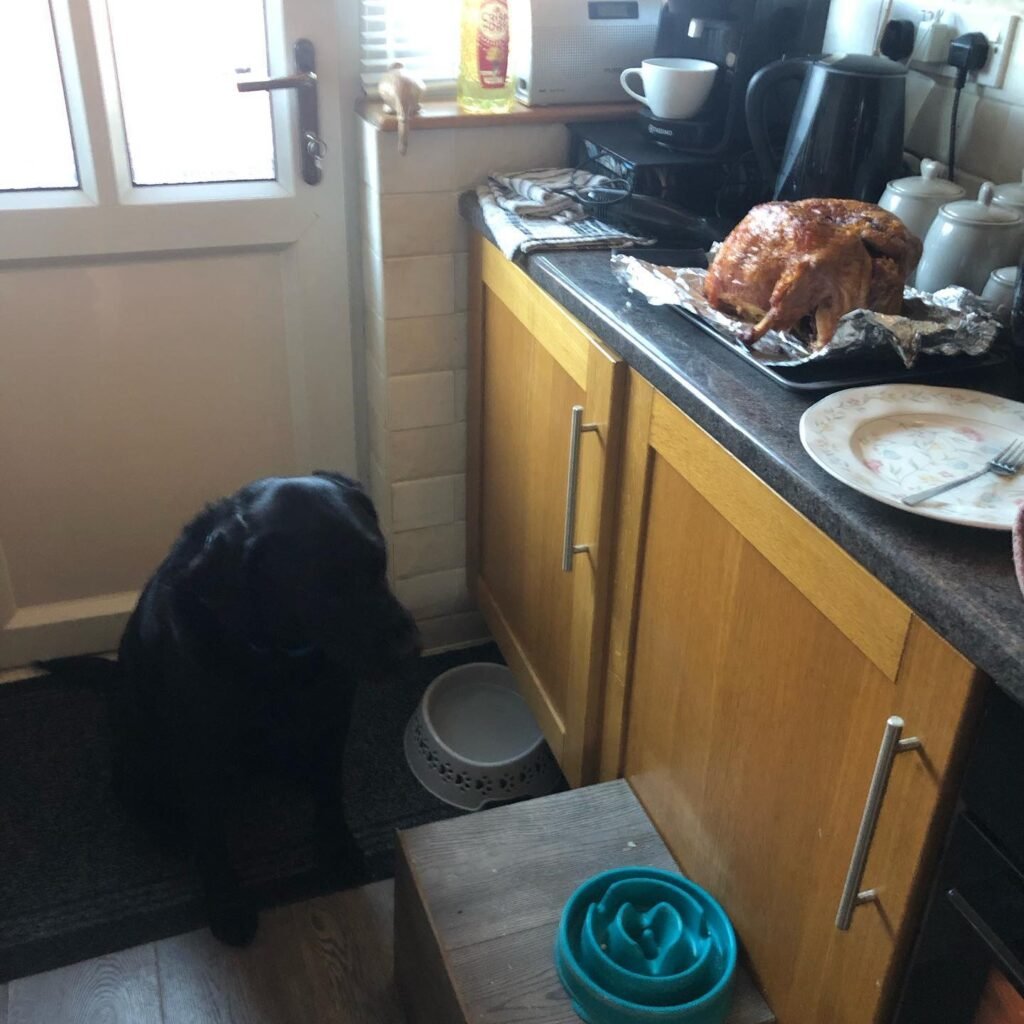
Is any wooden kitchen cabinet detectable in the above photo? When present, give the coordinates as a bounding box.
[466,238,985,1023]
[466,237,626,786]
[603,375,983,1024]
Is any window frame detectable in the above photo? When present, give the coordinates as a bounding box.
[0,0,311,262]
[359,0,461,94]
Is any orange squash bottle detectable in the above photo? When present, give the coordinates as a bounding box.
[457,0,514,113]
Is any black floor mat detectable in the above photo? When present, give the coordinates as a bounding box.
[0,643,503,983]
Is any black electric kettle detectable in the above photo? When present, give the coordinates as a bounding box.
[746,53,907,203]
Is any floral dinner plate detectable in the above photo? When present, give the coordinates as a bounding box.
[799,384,1024,530]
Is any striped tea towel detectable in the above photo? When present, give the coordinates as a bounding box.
[489,167,597,219]
[478,168,654,259]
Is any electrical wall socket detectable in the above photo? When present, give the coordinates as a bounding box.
[910,17,956,63]
[890,2,1020,89]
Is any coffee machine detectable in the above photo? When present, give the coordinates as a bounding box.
[642,0,830,155]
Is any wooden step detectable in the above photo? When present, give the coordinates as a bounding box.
[394,779,775,1024]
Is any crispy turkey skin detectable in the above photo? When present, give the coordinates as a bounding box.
[704,199,922,347]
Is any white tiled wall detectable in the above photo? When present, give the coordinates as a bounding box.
[358,117,570,651]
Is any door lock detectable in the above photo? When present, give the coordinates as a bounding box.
[304,131,327,174]
[238,39,322,186]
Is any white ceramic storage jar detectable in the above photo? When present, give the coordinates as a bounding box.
[916,182,1023,295]
[992,173,1024,219]
[992,174,1024,265]
[879,158,965,244]
[981,265,1019,321]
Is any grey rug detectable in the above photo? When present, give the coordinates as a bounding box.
[0,643,502,983]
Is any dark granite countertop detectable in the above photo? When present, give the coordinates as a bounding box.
[461,192,1024,707]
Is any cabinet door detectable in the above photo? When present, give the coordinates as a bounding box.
[606,378,981,1024]
[467,237,625,786]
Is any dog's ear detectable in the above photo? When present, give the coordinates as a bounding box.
[313,469,360,489]
[313,470,380,526]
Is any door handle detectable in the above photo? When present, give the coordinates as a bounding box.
[562,405,598,572]
[835,716,921,930]
[238,72,315,92]
[237,39,322,186]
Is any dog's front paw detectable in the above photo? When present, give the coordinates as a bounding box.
[207,892,259,947]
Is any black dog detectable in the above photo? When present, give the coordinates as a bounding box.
[110,472,419,945]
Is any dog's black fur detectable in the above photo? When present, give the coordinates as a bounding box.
[103,471,418,946]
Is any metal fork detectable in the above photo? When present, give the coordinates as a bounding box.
[901,439,1024,506]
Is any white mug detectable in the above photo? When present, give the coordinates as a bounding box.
[619,58,718,120]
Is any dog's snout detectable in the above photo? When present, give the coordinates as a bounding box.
[385,595,421,658]
[396,619,422,661]
[380,593,421,668]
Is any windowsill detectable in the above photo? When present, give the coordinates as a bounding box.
[357,97,641,132]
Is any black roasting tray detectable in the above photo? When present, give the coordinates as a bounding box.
[624,247,1010,393]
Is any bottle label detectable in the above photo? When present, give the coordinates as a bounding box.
[476,0,509,89]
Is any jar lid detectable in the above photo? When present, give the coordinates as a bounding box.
[942,182,1022,225]
[887,158,965,199]
[989,265,1020,287]
[993,172,1024,207]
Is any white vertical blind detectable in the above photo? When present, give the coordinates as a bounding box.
[360,0,463,90]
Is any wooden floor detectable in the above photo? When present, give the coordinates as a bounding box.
[0,881,404,1024]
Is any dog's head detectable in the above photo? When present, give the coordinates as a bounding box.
[188,472,420,676]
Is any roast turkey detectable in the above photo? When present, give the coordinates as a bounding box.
[704,198,922,347]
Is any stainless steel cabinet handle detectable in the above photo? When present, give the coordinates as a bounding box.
[562,405,598,572]
[237,39,322,185]
[835,715,921,931]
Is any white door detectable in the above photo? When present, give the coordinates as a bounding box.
[0,0,362,666]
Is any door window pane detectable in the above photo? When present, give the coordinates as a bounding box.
[105,0,275,186]
[0,0,78,191]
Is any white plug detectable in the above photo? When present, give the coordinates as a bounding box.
[912,18,958,63]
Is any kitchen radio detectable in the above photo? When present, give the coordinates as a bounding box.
[510,0,662,106]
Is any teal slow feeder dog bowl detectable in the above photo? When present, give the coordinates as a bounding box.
[555,867,736,1024]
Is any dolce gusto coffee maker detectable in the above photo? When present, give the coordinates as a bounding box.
[641,0,829,155]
